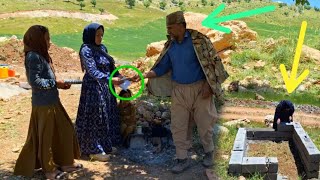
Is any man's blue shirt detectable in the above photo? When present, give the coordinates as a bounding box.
[153,31,206,84]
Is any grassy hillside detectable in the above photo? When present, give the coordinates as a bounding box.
[0,0,319,60]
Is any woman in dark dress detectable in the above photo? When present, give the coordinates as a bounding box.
[75,23,123,161]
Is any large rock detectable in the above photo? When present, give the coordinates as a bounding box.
[185,12,257,52]
[239,76,270,90]
[146,41,166,57]
[0,83,28,101]
[302,45,320,62]
[145,12,257,57]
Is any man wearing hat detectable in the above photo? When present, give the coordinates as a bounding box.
[132,11,228,173]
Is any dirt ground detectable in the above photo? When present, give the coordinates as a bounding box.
[247,141,300,180]
[0,87,220,180]
[1,37,320,179]
[1,85,319,179]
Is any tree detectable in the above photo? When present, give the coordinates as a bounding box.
[159,0,167,10]
[99,8,105,14]
[91,0,97,7]
[201,0,207,6]
[143,0,151,8]
[294,0,310,6]
[80,1,85,10]
[125,0,136,9]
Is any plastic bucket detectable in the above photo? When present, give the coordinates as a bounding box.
[8,69,15,77]
[0,65,8,79]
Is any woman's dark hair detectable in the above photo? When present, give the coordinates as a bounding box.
[23,25,51,63]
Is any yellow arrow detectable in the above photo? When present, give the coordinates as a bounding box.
[280,21,310,94]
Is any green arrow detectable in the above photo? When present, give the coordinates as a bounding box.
[202,4,276,33]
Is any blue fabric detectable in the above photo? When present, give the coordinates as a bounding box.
[75,24,121,155]
[82,23,104,45]
[25,51,59,106]
[152,31,206,84]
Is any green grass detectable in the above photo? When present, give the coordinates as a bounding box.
[226,90,320,107]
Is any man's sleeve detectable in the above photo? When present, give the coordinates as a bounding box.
[152,53,172,76]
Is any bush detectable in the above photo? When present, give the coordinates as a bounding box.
[231,50,261,67]
[278,3,287,8]
[126,0,136,9]
[271,46,292,66]
[180,4,186,11]
[79,2,85,10]
[314,7,320,11]
[201,0,207,6]
[210,0,215,6]
[143,0,151,8]
[222,0,227,3]
[171,0,178,5]
[91,0,96,7]
[244,0,251,3]
[159,0,167,10]
[178,1,185,11]
[284,11,289,16]
[98,8,105,14]
[304,5,312,10]
[227,0,232,4]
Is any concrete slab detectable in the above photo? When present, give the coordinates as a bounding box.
[293,129,320,162]
[229,150,244,174]
[267,157,278,173]
[264,173,278,180]
[277,122,294,132]
[248,131,292,141]
[242,157,268,173]
[306,170,319,179]
[293,122,303,129]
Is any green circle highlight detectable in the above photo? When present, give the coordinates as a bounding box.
[108,65,145,101]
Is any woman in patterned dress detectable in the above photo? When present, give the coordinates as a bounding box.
[75,23,123,161]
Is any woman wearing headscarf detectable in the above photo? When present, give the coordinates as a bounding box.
[273,100,295,130]
[75,23,122,161]
[14,25,81,179]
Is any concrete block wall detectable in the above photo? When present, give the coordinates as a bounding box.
[292,123,320,179]
[229,122,320,180]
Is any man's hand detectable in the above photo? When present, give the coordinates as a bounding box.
[131,74,142,82]
[277,118,281,124]
[56,80,71,89]
[131,71,157,82]
[201,82,213,98]
[289,116,292,122]
[112,77,124,86]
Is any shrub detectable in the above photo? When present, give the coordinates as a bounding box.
[201,0,207,6]
[98,8,105,14]
[143,0,151,8]
[304,5,312,10]
[159,0,167,10]
[125,0,136,9]
[91,0,96,7]
[271,46,292,66]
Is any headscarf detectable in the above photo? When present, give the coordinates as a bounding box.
[80,23,115,72]
[80,23,104,72]
[23,25,52,63]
